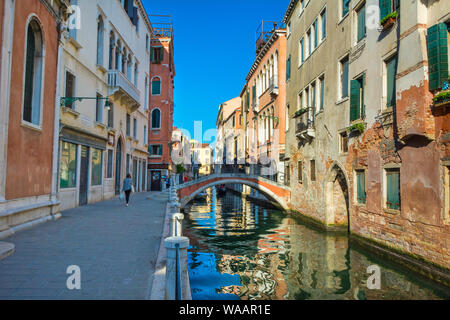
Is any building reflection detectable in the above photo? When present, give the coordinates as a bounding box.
[186,188,447,300]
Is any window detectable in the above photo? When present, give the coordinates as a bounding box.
[232,114,235,127]
[313,19,318,48]
[342,0,350,17]
[149,144,163,156]
[306,29,311,56]
[23,19,44,125]
[299,37,304,65]
[285,162,290,186]
[385,55,397,108]
[144,125,148,145]
[321,8,327,40]
[65,71,76,109]
[68,0,78,40]
[151,47,164,63]
[379,0,400,22]
[385,168,400,211]
[287,22,291,37]
[97,16,104,66]
[144,76,149,110]
[286,105,290,131]
[319,76,325,111]
[286,55,291,81]
[146,34,149,51]
[151,109,161,129]
[91,149,102,186]
[427,23,449,91]
[298,161,303,183]
[60,142,77,188]
[350,74,365,121]
[133,118,137,139]
[95,93,103,123]
[357,4,366,42]
[310,160,316,182]
[152,77,161,95]
[311,81,316,117]
[340,131,349,153]
[107,149,113,179]
[134,63,138,87]
[356,170,366,204]
[107,102,114,128]
[126,113,131,136]
[126,154,130,174]
[340,56,349,99]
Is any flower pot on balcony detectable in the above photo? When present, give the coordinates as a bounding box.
[380,12,398,30]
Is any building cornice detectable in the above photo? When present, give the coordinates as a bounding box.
[282,0,298,24]
[245,30,286,81]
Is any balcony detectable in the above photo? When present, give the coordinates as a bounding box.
[268,76,279,95]
[295,107,315,141]
[108,70,141,112]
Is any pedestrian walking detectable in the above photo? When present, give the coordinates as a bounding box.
[122,173,133,207]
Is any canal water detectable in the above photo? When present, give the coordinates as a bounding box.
[184,188,450,300]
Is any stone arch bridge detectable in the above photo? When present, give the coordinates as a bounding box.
[176,173,291,210]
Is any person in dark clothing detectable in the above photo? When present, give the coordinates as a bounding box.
[122,173,133,207]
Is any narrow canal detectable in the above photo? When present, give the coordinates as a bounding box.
[183,187,450,300]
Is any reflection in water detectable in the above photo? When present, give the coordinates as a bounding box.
[185,188,449,300]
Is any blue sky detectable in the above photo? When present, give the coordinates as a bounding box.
[142,0,290,142]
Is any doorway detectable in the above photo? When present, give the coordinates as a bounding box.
[115,139,122,195]
[79,145,89,206]
[325,164,350,231]
[151,170,162,191]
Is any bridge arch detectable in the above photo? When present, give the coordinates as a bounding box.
[177,175,290,211]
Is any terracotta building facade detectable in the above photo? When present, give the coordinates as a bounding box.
[0,0,69,238]
[148,16,175,191]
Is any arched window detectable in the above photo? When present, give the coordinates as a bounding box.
[23,18,44,126]
[109,32,115,69]
[97,16,104,66]
[151,77,161,95]
[151,109,161,128]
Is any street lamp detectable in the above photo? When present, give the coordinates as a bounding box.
[60,96,111,111]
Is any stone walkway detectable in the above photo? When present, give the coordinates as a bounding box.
[0,191,168,300]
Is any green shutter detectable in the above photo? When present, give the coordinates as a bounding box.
[427,23,449,91]
[361,74,365,117]
[387,170,400,210]
[350,79,361,121]
[386,56,397,107]
[150,48,154,62]
[160,48,164,63]
[152,80,161,95]
[286,56,291,81]
[379,0,392,20]
[357,171,366,204]
[357,5,366,42]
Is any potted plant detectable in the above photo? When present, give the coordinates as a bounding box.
[348,122,365,136]
[294,108,308,118]
[432,89,450,107]
[380,11,398,29]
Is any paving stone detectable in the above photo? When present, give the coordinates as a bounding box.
[0,192,167,299]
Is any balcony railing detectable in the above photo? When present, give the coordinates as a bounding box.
[108,70,141,112]
[269,76,279,95]
[295,107,315,140]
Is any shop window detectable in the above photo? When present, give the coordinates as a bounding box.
[60,142,77,188]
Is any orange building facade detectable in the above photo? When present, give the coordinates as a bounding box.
[242,24,287,182]
[147,16,175,191]
[0,0,69,238]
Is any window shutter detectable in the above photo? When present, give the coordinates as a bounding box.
[350,79,361,122]
[286,56,291,81]
[357,6,366,41]
[427,23,449,91]
[361,74,366,118]
[387,171,400,210]
[379,0,392,20]
[159,48,164,63]
[386,56,397,107]
[150,48,154,62]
